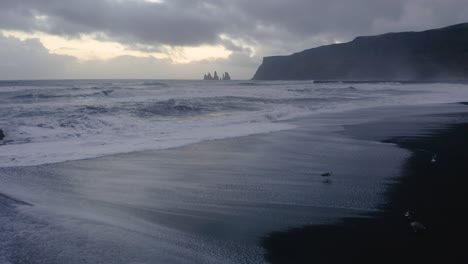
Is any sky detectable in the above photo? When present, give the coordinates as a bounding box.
[0,0,467,80]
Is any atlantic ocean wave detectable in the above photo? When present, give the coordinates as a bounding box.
[1,80,467,167]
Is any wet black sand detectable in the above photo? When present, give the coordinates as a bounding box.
[262,104,468,264]
[2,103,468,264]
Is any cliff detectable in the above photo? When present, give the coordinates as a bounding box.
[252,23,468,81]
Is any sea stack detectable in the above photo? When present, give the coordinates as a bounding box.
[203,71,231,80]
[204,73,214,80]
[223,72,231,80]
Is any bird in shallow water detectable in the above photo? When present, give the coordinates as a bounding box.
[431,154,437,163]
[321,172,332,177]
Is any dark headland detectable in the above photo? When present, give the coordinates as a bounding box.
[253,23,468,81]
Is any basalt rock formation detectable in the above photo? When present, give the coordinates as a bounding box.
[253,23,468,81]
[204,71,231,80]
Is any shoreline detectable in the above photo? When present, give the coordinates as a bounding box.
[1,102,468,263]
[2,102,464,169]
[262,103,468,264]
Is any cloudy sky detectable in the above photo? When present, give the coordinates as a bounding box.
[0,0,467,80]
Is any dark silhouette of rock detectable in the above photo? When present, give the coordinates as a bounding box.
[0,129,5,141]
[223,72,231,80]
[204,71,231,80]
[204,73,214,80]
[253,23,468,81]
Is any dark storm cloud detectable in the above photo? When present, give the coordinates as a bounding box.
[1,0,468,79]
[1,0,468,50]
[0,0,224,45]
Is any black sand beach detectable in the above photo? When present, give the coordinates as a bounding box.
[1,103,468,263]
[263,103,468,264]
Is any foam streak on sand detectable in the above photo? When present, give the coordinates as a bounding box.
[1,80,468,167]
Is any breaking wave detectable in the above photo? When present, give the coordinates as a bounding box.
[1,80,467,167]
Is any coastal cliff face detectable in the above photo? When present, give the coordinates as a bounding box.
[252,23,468,81]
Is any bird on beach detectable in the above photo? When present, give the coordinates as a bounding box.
[409,221,427,233]
[404,210,415,220]
[322,178,332,184]
[404,211,427,233]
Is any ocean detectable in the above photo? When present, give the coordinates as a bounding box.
[1,80,468,264]
[1,80,467,167]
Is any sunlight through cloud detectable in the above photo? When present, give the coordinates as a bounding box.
[1,30,231,63]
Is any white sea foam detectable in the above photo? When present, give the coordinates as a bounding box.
[1,80,468,167]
